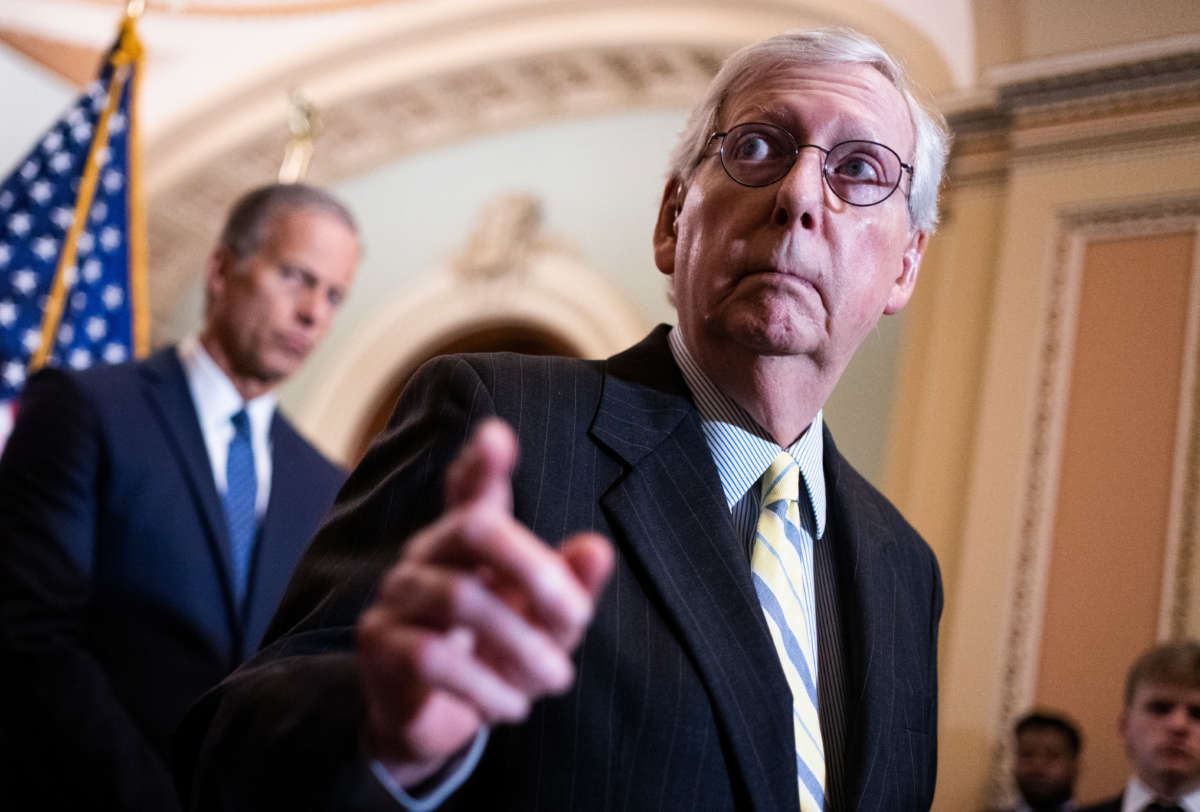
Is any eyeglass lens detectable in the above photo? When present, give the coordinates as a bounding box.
[718,122,904,205]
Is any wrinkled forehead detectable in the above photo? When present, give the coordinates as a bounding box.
[718,58,915,147]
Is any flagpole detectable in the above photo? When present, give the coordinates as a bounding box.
[28,6,146,371]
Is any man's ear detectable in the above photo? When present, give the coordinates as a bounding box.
[884,228,928,314]
[205,245,234,299]
[653,177,684,277]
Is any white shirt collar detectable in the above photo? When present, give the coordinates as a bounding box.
[1123,775,1200,812]
[667,326,826,537]
[177,333,277,440]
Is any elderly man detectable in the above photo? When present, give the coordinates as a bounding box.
[179,26,948,812]
[1080,641,1200,812]
[0,183,360,811]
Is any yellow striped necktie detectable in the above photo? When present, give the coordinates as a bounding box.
[752,451,824,811]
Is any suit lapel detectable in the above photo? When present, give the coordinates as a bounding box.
[823,429,900,808]
[590,330,800,812]
[139,349,241,637]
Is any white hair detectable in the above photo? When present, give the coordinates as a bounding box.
[667,27,951,233]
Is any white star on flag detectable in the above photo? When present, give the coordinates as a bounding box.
[103,343,127,364]
[90,201,108,223]
[76,232,95,256]
[82,258,102,283]
[3,361,24,388]
[42,131,64,153]
[30,180,53,204]
[20,161,39,181]
[12,270,37,296]
[32,237,58,262]
[8,212,32,236]
[0,245,10,266]
[102,285,124,309]
[50,152,74,173]
[68,348,91,370]
[58,323,74,344]
[86,316,108,341]
[103,169,124,193]
[21,329,41,353]
[99,227,121,251]
[51,208,74,230]
[71,122,93,144]
[0,301,15,327]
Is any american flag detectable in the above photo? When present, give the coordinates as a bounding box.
[0,13,147,451]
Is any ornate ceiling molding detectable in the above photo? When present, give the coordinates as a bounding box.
[145,39,724,340]
[80,0,396,16]
[946,37,1200,187]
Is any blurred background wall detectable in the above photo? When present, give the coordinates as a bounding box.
[2,1,1199,808]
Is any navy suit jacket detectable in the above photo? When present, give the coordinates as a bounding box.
[0,347,344,811]
[179,326,941,811]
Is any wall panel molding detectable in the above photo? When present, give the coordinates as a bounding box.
[987,195,1200,806]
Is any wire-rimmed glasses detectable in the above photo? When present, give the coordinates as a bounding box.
[708,121,913,207]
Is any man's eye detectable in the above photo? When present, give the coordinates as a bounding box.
[1147,700,1174,715]
[278,265,302,282]
[732,134,775,162]
[831,154,881,183]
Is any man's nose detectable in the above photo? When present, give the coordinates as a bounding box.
[1165,705,1192,730]
[770,146,830,230]
[295,286,328,327]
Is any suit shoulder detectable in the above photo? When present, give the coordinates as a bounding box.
[409,351,604,404]
[271,414,346,487]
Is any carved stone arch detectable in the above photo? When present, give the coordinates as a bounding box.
[142,0,957,340]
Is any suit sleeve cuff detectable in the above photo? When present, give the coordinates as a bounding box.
[367,728,489,810]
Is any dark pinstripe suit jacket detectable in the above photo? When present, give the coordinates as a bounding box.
[178,326,942,812]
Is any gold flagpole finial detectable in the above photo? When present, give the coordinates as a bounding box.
[279,89,317,184]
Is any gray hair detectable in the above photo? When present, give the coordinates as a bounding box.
[666,27,950,233]
[218,183,359,260]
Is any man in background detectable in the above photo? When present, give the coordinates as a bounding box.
[1009,711,1083,812]
[181,26,947,812]
[1081,641,1200,812]
[0,183,360,811]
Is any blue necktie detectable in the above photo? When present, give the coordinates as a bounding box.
[752,451,824,811]
[223,409,257,608]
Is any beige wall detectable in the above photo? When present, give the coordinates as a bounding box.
[1036,232,1196,804]
[892,27,1200,805]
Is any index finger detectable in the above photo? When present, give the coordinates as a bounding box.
[406,504,594,644]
